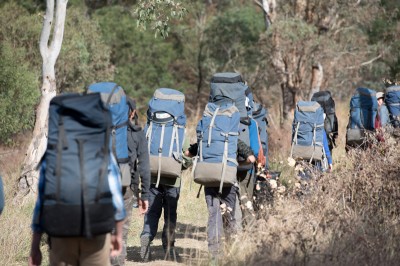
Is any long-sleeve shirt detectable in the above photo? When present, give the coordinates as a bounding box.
[127,121,151,200]
[31,154,126,233]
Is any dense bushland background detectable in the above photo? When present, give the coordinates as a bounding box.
[0,0,400,265]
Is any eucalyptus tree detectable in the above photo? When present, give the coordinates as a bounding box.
[18,0,68,196]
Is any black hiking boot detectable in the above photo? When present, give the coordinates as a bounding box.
[140,236,151,262]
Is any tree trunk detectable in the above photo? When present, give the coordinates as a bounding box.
[309,62,323,100]
[18,0,68,197]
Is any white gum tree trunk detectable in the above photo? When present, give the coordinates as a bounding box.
[18,0,68,197]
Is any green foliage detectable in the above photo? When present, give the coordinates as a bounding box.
[93,6,178,101]
[135,0,187,38]
[0,3,42,70]
[204,6,265,73]
[0,43,39,144]
[367,0,400,81]
[56,7,114,93]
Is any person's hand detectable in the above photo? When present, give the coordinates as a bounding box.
[184,149,195,158]
[28,248,42,266]
[328,164,333,173]
[110,220,124,257]
[138,199,149,215]
[246,155,256,164]
[28,233,42,266]
[110,234,123,257]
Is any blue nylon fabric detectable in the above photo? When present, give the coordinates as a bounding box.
[87,82,129,160]
[385,86,400,117]
[292,101,325,147]
[348,87,377,130]
[145,88,186,158]
[196,102,240,167]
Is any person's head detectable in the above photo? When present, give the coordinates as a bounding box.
[376,92,385,106]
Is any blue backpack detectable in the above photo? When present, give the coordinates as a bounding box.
[252,102,269,168]
[87,82,129,163]
[385,85,400,128]
[144,88,186,187]
[42,93,115,238]
[210,72,259,170]
[192,102,240,193]
[290,101,327,167]
[346,87,377,147]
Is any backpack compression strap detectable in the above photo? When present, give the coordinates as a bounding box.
[219,131,239,194]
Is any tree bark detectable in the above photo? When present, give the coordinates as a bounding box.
[309,62,323,100]
[18,0,68,197]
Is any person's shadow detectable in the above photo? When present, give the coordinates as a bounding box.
[126,222,208,264]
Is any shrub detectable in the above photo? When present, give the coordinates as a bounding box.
[0,42,39,144]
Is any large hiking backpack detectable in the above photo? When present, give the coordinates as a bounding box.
[144,88,186,187]
[87,82,129,164]
[346,87,377,147]
[193,102,240,193]
[385,85,400,128]
[252,102,269,168]
[41,93,115,238]
[210,72,259,170]
[290,101,327,168]
[311,91,338,136]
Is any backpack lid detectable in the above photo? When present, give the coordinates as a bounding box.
[311,91,332,102]
[355,87,376,97]
[87,82,125,105]
[153,88,185,102]
[385,85,400,93]
[211,72,243,83]
[297,101,322,112]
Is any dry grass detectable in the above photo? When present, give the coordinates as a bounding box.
[1,101,400,266]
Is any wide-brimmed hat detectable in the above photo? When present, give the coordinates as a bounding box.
[376,92,384,99]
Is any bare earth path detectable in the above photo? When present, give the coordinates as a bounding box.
[125,176,210,266]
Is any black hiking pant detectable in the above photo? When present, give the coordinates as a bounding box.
[205,186,237,257]
[140,184,180,249]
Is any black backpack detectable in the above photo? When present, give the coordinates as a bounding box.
[311,91,338,146]
[40,93,115,238]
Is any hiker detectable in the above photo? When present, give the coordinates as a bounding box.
[111,98,151,266]
[291,101,333,174]
[322,125,333,172]
[28,93,126,266]
[186,136,256,261]
[187,73,257,261]
[311,91,338,154]
[140,88,186,262]
[382,78,400,128]
[236,105,260,227]
[346,87,378,149]
[0,175,4,215]
[376,92,390,128]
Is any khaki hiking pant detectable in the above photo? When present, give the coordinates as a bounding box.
[49,233,111,266]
